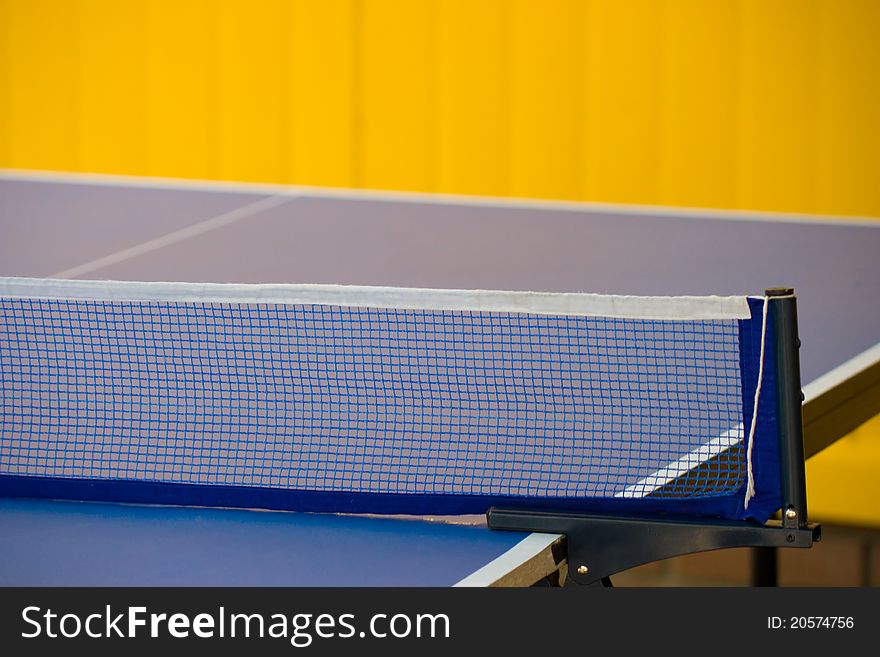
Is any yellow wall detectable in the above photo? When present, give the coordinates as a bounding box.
[807,417,880,527]
[1,0,878,524]
[2,0,880,215]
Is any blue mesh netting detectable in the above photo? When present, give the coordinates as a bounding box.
[1,298,750,505]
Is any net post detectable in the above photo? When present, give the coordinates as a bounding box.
[764,287,808,529]
[751,547,778,587]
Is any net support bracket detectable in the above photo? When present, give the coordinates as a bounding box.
[487,508,820,586]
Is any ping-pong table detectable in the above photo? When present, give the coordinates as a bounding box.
[1,170,879,586]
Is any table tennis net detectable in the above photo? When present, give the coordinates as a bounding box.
[0,278,780,521]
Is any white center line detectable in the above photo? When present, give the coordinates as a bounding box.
[52,194,294,279]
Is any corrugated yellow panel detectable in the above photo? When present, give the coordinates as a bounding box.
[287,0,355,187]
[814,0,880,217]
[1,0,79,170]
[660,0,740,210]
[145,0,215,180]
[77,0,150,175]
[737,0,819,214]
[0,0,10,165]
[358,0,434,191]
[509,0,584,200]
[215,0,286,183]
[583,0,664,205]
[435,0,508,197]
[806,0,880,526]
[807,415,880,527]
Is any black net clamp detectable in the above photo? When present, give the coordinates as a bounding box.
[487,507,820,586]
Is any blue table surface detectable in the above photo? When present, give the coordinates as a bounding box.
[0,498,531,586]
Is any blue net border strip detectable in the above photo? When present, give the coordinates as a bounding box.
[0,472,757,521]
[735,296,782,522]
